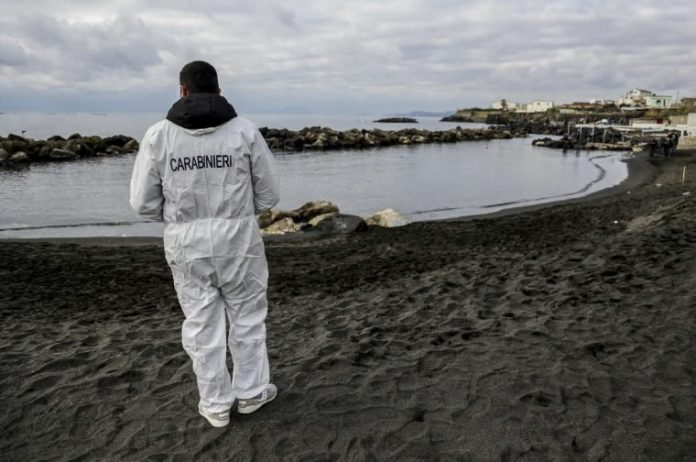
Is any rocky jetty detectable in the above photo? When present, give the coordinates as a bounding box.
[0,133,139,168]
[373,117,418,123]
[485,114,566,136]
[1,125,528,168]
[440,114,475,123]
[259,126,524,152]
[259,201,408,236]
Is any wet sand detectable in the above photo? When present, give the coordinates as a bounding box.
[1,152,695,461]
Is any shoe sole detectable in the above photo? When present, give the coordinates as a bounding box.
[199,409,229,428]
[237,392,277,415]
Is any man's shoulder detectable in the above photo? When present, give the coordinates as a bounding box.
[227,116,259,132]
[143,119,170,138]
[150,119,171,131]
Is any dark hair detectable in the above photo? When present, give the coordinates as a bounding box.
[179,61,219,94]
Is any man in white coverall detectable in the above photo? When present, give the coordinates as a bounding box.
[130,61,279,428]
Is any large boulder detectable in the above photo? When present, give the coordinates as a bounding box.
[7,133,28,142]
[257,209,300,228]
[103,135,133,148]
[9,151,30,163]
[50,148,78,161]
[309,214,368,234]
[0,148,8,162]
[308,212,337,226]
[124,139,140,152]
[65,139,94,158]
[365,208,409,227]
[293,200,339,222]
[261,217,300,235]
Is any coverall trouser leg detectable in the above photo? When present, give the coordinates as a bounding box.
[171,257,270,414]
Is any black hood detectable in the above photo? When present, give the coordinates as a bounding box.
[166,93,237,130]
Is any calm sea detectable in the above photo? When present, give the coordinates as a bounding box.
[0,112,629,238]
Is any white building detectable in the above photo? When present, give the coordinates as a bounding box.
[524,101,554,113]
[622,88,654,106]
[589,99,616,106]
[644,95,674,109]
[491,99,519,111]
[515,103,528,113]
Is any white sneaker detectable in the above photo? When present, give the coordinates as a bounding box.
[237,384,277,415]
[198,404,230,428]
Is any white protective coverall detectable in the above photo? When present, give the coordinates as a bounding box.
[130,93,279,413]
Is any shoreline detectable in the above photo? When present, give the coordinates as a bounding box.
[0,151,658,246]
[447,150,658,222]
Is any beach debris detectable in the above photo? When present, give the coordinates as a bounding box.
[365,208,409,227]
[683,192,691,196]
[625,213,664,233]
[655,183,663,187]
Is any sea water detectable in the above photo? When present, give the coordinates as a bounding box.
[0,113,628,238]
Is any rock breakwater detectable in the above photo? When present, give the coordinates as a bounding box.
[0,133,139,167]
[1,125,527,168]
[258,126,524,152]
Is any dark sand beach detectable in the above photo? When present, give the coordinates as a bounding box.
[1,152,695,461]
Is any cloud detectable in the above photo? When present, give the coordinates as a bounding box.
[0,0,695,113]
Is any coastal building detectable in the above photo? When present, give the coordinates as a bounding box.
[679,97,696,109]
[491,99,553,113]
[515,103,528,113]
[622,88,655,106]
[589,99,617,106]
[644,95,674,109]
[491,99,519,111]
[524,101,554,113]
[675,113,696,148]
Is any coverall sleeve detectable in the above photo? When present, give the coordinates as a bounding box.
[129,127,164,221]
[250,130,280,214]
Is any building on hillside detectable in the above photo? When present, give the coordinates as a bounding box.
[515,103,529,113]
[622,88,655,106]
[644,95,674,109]
[678,97,696,109]
[524,101,554,113]
[589,99,617,106]
[491,99,519,111]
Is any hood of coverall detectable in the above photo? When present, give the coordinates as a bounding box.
[166,93,238,133]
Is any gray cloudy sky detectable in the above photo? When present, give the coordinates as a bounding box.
[1,0,695,114]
